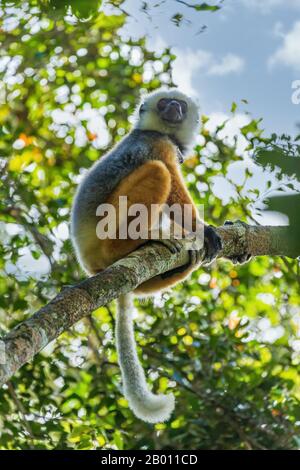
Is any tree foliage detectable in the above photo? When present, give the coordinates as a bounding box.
[255,135,300,247]
[0,0,222,21]
[0,3,299,450]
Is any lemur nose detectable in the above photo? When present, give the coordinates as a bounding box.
[170,100,180,110]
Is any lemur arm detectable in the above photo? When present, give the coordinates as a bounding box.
[166,160,199,230]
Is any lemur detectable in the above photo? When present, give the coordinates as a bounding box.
[71,88,222,423]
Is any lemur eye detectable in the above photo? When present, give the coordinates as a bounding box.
[157,98,168,110]
[139,104,146,114]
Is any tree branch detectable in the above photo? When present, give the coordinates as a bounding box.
[0,223,298,386]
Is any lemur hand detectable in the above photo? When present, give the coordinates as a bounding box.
[161,238,204,273]
[157,237,182,255]
[224,220,251,264]
[156,237,186,279]
[203,225,222,265]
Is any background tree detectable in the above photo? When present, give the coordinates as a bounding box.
[255,136,300,247]
[0,2,299,450]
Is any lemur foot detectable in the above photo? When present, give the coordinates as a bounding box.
[157,238,182,255]
[188,248,203,267]
[157,237,187,279]
[224,220,252,265]
[203,225,222,265]
[160,236,204,279]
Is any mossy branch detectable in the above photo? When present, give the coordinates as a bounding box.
[0,223,298,386]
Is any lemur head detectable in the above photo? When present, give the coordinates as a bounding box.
[134,88,200,156]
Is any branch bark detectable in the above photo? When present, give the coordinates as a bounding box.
[0,223,298,386]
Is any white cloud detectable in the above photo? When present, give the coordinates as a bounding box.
[207,53,244,76]
[269,21,300,71]
[272,21,285,38]
[239,0,300,13]
[172,48,245,96]
[172,49,211,96]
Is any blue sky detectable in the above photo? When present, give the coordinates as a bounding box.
[123,0,300,137]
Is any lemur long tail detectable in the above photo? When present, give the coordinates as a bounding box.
[116,293,175,423]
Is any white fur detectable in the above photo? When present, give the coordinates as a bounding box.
[116,293,175,423]
[134,87,200,156]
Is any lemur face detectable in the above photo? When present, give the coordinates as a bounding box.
[156,98,188,125]
[138,96,188,127]
[135,88,200,154]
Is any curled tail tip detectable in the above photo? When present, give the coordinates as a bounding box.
[117,293,175,424]
[128,392,175,424]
